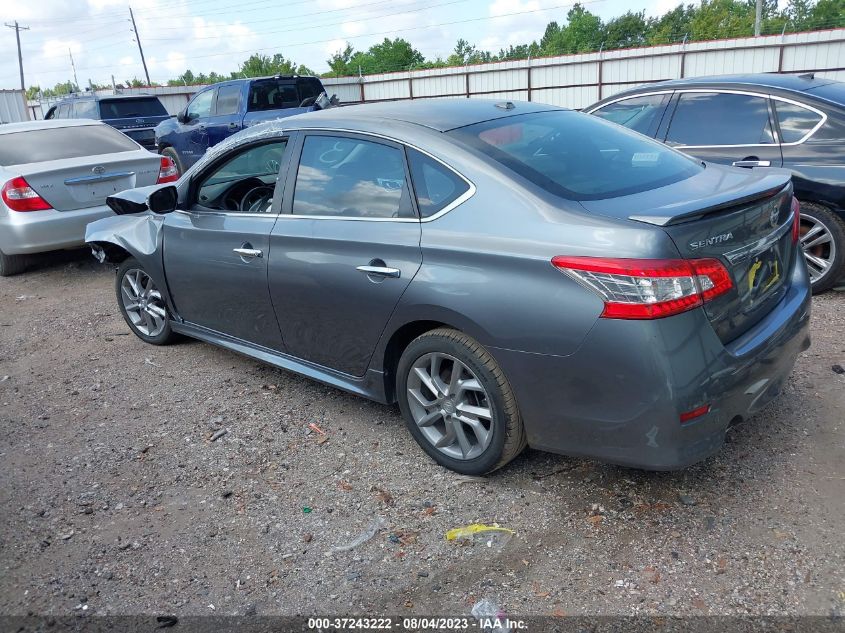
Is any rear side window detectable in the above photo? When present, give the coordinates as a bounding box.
[407,148,470,217]
[72,100,98,119]
[297,78,324,103]
[448,111,702,201]
[215,84,241,116]
[292,135,413,218]
[774,100,823,143]
[665,92,774,146]
[0,125,139,165]
[248,80,300,111]
[592,94,669,136]
[98,98,167,119]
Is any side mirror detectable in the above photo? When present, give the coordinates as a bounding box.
[176,109,188,123]
[106,185,178,216]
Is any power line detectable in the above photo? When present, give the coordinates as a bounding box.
[4,21,30,91]
[129,6,151,85]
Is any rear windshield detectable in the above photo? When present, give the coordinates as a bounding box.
[0,125,139,165]
[448,110,702,200]
[248,79,322,112]
[98,97,167,119]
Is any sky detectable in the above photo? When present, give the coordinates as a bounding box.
[1,0,693,90]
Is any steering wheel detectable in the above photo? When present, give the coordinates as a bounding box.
[239,185,274,213]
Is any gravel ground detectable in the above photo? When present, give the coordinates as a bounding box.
[0,250,843,619]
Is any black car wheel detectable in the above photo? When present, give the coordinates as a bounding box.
[0,249,28,277]
[798,201,845,294]
[160,146,184,176]
[396,328,526,475]
[116,258,176,345]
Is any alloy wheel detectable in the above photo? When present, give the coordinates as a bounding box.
[799,213,837,284]
[120,268,168,337]
[406,352,493,460]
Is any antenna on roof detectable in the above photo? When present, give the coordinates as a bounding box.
[495,101,515,110]
[798,72,815,80]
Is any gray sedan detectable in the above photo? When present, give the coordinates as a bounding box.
[86,100,811,475]
[0,119,177,276]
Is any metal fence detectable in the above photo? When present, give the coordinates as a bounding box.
[0,90,29,123]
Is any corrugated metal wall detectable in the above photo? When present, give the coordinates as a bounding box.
[322,28,845,109]
[0,90,29,123]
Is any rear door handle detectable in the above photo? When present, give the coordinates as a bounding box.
[732,160,771,168]
[233,247,263,258]
[356,265,400,278]
[228,122,239,130]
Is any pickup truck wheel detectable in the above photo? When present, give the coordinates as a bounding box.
[116,258,177,345]
[160,147,184,176]
[0,249,28,277]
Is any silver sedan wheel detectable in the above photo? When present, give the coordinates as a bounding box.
[800,213,837,284]
[120,268,167,337]
[406,352,494,460]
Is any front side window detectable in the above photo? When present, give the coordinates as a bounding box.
[187,90,214,120]
[72,100,98,119]
[196,140,287,213]
[448,110,702,201]
[215,84,241,116]
[592,94,670,136]
[774,100,823,143]
[665,92,775,146]
[407,148,470,218]
[292,135,413,218]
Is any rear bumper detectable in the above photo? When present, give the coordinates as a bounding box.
[0,205,114,255]
[490,258,812,470]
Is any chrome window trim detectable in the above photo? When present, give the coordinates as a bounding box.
[174,209,280,219]
[587,88,827,148]
[281,126,477,223]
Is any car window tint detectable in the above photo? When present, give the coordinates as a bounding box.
[57,104,71,119]
[448,111,702,201]
[215,84,241,116]
[592,94,669,136]
[293,135,414,219]
[297,78,323,103]
[98,98,166,118]
[196,140,287,213]
[0,125,139,165]
[72,100,98,119]
[407,148,470,218]
[187,90,214,119]
[666,92,775,146]
[248,80,300,111]
[774,100,823,143]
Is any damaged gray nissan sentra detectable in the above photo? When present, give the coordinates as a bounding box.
[85,99,811,475]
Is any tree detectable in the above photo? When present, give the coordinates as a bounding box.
[237,53,315,78]
[808,0,845,29]
[349,38,425,74]
[446,39,493,65]
[688,0,755,40]
[603,11,648,50]
[558,4,604,53]
[327,43,354,76]
[646,3,697,44]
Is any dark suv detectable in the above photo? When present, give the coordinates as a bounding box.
[44,94,169,152]
[587,73,845,292]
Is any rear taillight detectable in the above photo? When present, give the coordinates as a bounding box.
[551,256,733,320]
[157,156,179,183]
[791,196,800,243]
[1,176,52,212]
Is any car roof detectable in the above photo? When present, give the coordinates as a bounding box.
[0,119,105,134]
[52,93,158,102]
[609,73,839,99]
[276,98,563,133]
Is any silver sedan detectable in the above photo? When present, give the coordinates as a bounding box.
[0,119,177,276]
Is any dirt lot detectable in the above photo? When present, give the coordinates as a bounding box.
[0,251,843,619]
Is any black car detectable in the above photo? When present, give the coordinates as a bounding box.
[587,73,845,292]
[44,93,170,152]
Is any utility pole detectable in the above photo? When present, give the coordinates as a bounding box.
[754,0,763,36]
[4,21,30,91]
[128,6,151,85]
[69,48,79,90]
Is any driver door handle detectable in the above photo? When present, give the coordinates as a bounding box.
[732,159,771,168]
[233,247,263,258]
[356,265,400,278]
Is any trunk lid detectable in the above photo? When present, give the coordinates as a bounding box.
[580,164,796,343]
[18,152,161,211]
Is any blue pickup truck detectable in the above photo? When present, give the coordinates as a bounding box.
[155,75,334,174]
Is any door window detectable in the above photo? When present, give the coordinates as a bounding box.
[196,140,287,213]
[592,94,669,136]
[292,135,414,219]
[665,92,775,146]
[407,148,470,218]
[187,90,214,120]
[57,103,71,119]
[72,100,98,119]
[215,84,241,116]
[248,80,300,111]
[774,100,823,143]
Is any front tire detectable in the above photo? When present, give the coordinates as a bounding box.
[396,328,526,475]
[116,258,176,345]
[798,201,845,294]
[0,249,28,277]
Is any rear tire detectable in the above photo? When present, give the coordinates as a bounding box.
[0,249,28,276]
[160,146,184,176]
[798,201,845,294]
[396,328,526,475]
[115,258,176,345]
